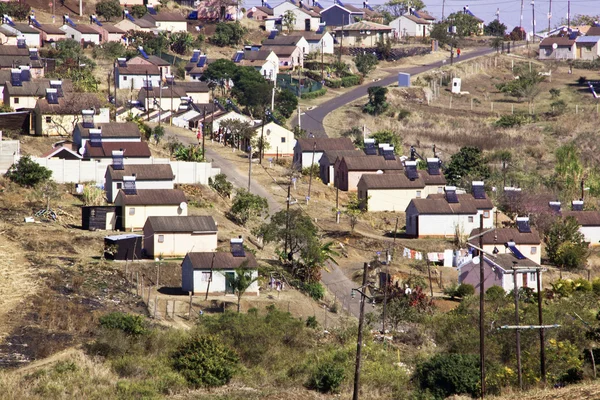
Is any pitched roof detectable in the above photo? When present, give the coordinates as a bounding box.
[468,227,541,246]
[5,79,73,97]
[117,64,161,75]
[263,36,305,46]
[290,31,328,41]
[101,23,126,34]
[420,170,447,186]
[117,189,186,205]
[255,6,274,15]
[143,55,171,66]
[263,45,298,56]
[335,20,392,32]
[586,26,600,36]
[77,121,142,139]
[322,3,364,15]
[176,81,210,93]
[151,11,187,21]
[33,24,66,35]
[0,26,16,37]
[138,85,187,100]
[11,23,40,34]
[576,35,600,44]
[41,145,82,159]
[321,149,362,164]
[0,46,29,56]
[402,14,431,24]
[411,193,493,214]
[131,17,156,29]
[84,141,152,158]
[145,215,217,233]
[106,164,174,181]
[185,251,259,270]
[37,93,106,115]
[359,172,425,189]
[428,193,494,210]
[539,36,576,46]
[242,49,273,61]
[0,55,43,68]
[296,137,355,152]
[484,253,541,271]
[64,24,101,35]
[562,211,600,227]
[341,155,404,171]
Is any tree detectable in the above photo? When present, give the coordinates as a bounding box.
[354,52,378,78]
[229,189,269,226]
[430,22,457,47]
[259,208,318,260]
[173,144,204,162]
[152,125,165,144]
[561,14,600,27]
[447,12,480,37]
[299,240,339,283]
[490,36,504,53]
[5,156,52,187]
[496,65,545,108]
[211,22,246,47]
[220,119,256,149]
[231,67,271,116]
[363,86,388,115]
[416,353,481,399]
[275,89,298,119]
[125,30,168,55]
[95,0,122,21]
[545,217,589,269]
[344,194,363,233]
[508,26,526,41]
[172,335,239,388]
[202,59,237,88]
[0,2,31,21]
[444,146,491,186]
[33,180,62,212]
[169,32,195,55]
[209,173,234,198]
[370,130,401,153]
[224,265,259,312]
[131,5,147,18]
[383,0,425,18]
[282,10,296,32]
[484,20,507,36]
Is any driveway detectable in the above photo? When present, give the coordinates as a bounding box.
[298,46,499,137]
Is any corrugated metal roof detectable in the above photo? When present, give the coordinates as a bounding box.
[539,36,575,46]
[335,20,392,32]
[106,164,174,180]
[84,141,151,158]
[321,149,362,164]
[576,35,600,44]
[468,227,541,246]
[185,251,258,270]
[146,215,217,233]
[117,189,186,205]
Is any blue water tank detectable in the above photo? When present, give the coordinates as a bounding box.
[398,73,410,87]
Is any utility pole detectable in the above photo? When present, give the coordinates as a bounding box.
[339,15,344,63]
[204,253,215,301]
[79,0,82,16]
[306,141,316,204]
[496,8,500,22]
[581,178,585,201]
[441,0,445,21]
[537,268,546,383]
[321,40,324,81]
[335,171,340,224]
[382,258,389,334]
[567,0,571,30]
[284,182,291,256]
[352,262,369,400]
[158,80,162,126]
[248,145,252,191]
[202,105,206,159]
[170,82,173,126]
[513,265,523,390]
[297,105,301,131]
[479,214,486,398]
[520,0,524,30]
[547,0,552,34]
[145,70,150,121]
[531,1,536,43]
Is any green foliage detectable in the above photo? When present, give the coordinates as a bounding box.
[544,217,589,269]
[496,64,546,105]
[208,173,233,197]
[344,193,363,233]
[229,189,269,226]
[212,22,246,47]
[305,315,319,328]
[169,32,195,55]
[416,353,480,399]
[300,88,327,99]
[341,126,363,146]
[99,312,147,337]
[152,126,165,144]
[341,75,361,87]
[485,20,507,36]
[593,278,600,296]
[489,37,505,53]
[275,89,298,119]
[231,67,271,113]
[384,0,425,18]
[92,42,126,60]
[549,88,561,99]
[430,22,457,47]
[125,31,169,56]
[301,164,319,176]
[385,297,420,329]
[282,10,296,32]
[363,86,388,115]
[172,335,238,388]
[494,113,532,128]
[302,282,325,301]
[444,146,491,186]
[173,144,204,162]
[5,155,52,187]
[550,99,567,116]
[456,283,475,298]
[447,12,481,37]
[95,0,123,21]
[397,108,411,120]
[485,285,506,300]
[0,2,31,21]
[225,265,259,312]
[131,4,147,18]
[308,359,346,393]
[370,130,402,153]
[324,78,342,88]
[202,58,237,84]
[354,53,378,77]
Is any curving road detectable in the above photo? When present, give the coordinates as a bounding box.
[297,46,499,138]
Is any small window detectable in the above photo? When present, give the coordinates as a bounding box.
[200,271,211,282]
[531,247,537,255]
[13,97,19,104]
[437,187,443,194]
[530,272,536,281]
[45,116,51,123]
[483,210,490,218]
[281,137,286,143]
[129,208,135,215]
[116,182,122,189]
[468,216,474,223]
[122,76,127,81]
[416,190,422,198]
[158,235,164,243]
[90,209,96,217]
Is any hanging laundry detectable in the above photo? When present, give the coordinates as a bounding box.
[403,248,411,258]
[410,250,416,259]
[428,253,438,262]
[415,252,423,260]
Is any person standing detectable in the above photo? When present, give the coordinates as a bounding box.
[457,48,461,58]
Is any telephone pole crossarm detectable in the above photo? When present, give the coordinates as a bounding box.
[499,324,560,330]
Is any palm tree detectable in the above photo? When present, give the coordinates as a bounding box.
[300,240,340,283]
[170,32,195,55]
[226,264,259,313]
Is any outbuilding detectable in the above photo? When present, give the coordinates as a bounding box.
[104,234,143,260]
[114,188,188,231]
[143,215,218,258]
[105,164,175,203]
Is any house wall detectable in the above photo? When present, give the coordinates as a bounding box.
[389,16,430,37]
[405,205,493,238]
[293,148,324,169]
[481,243,542,265]
[212,112,253,133]
[579,226,600,246]
[116,72,161,90]
[144,95,183,111]
[7,95,39,110]
[187,92,210,104]
[0,32,16,45]
[35,107,110,136]
[424,184,445,197]
[345,170,377,192]
[118,204,187,231]
[359,186,424,212]
[155,20,187,33]
[128,58,171,79]
[458,262,503,294]
[307,33,335,54]
[342,31,389,46]
[182,263,259,295]
[277,46,304,68]
[115,19,145,32]
[61,26,100,44]
[145,231,218,257]
[318,158,334,185]
[248,8,270,20]
[576,42,600,60]
[501,269,541,292]
[261,122,295,157]
[539,45,575,60]
[107,179,175,203]
[321,7,355,27]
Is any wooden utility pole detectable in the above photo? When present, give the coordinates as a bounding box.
[513,266,523,390]
[531,0,536,43]
[306,141,316,204]
[479,214,486,398]
[537,268,546,383]
[547,0,552,34]
[204,253,216,301]
[520,0,524,30]
[284,182,291,256]
[259,109,266,164]
[248,145,252,191]
[352,262,369,400]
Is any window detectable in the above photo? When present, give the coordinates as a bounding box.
[116,182,122,189]
[530,272,536,281]
[483,210,490,218]
[13,97,19,104]
[45,116,51,123]
[416,190,422,198]
[531,247,537,255]
[437,187,443,193]
[129,208,135,215]
[71,35,75,39]
[468,216,474,223]
[122,76,127,81]
[200,271,211,282]
[281,137,286,143]
[158,235,164,243]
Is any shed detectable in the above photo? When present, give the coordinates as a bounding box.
[104,234,143,260]
[143,215,218,257]
[82,205,117,231]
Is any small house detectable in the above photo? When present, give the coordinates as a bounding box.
[127,55,171,80]
[247,6,273,20]
[389,12,435,38]
[264,45,303,69]
[138,85,189,112]
[262,35,310,56]
[104,234,143,260]
[5,78,71,111]
[562,201,600,246]
[2,23,41,47]
[0,26,18,45]
[34,92,109,136]
[575,36,600,60]
[114,13,156,32]
[293,137,355,170]
[176,81,211,104]
[211,109,253,134]
[320,4,364,27]
[272,1,321,31]
[114,188,188,231]
[73,121,142,149]
[357,165,425,211]
[83,141,152,161]
[291,31,335,54]
[92,23,126,43]
[32,23,66,46]
[0,46,44,78]
[41,144,82,160]
[319,149,362,185]
[539,37,576,60]
[457,253,543,294]
[468,217,542,264]
[143,215,218,257]
[181,240,259,296]
[405,185,494,238]
[238,50,279,81]
[105,164,175,203]
[140,12,188,32]
[253,120,296,157]
[115,60,161,90]
[333,20,392,46]
[60,23,101,45]
[82,205,117,230]
[335,155,404,192]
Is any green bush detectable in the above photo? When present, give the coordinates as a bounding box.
[341,75,361,87]
[416,353,480,399]
[456,283,475,298]
[572,278,592,292]
[494,114,530,128]
[302,282,325,301]
[592,277,600,296]
[300,88,327,99]
[485,285,506,300]
[5,155,52,187]
[550,99,567,116]
[172,335,238,388]
[325,78,342,88]
[209,173,233,198]
[211,22,246,47]
[397,108,411,120]
[301,164,319,177]
[99,312,147,337]
[306,316,318,328]
[308,359,346,393]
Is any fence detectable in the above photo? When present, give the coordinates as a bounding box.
[276,74,323,96]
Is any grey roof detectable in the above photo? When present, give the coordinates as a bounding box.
[145,216,217,233]
[116,189,186,205]
[561,211,600,227]
[0,26,16,37]
[132,17,157,29]
[0,55,43,68]
[69,24,101,34]
[176,81,209,93]
[359,173,425,189]
[106,164,174,181]
[185,251,258,270]
[84,141,151,158]
[420,170,447,186]
[468,227,541,246]
[410,193,493,214]
[5,79,73,97]
[263,36,304,46]
[33,24,66,35]
[138,85,187,101]
[12,23,40,34]
[77,122,141,139]
[485,253,541,271]
[242,49,273,61]
[340,155,404,171]
[296,137,355,152]
[576,35,600,44]
[0,46,29,56]
[117,64,161,75]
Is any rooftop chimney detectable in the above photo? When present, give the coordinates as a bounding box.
[549,201,561,213]
[572,200,584,211]
[516,216,531,233]
[404,160,418,180]
[81,109,95,128]
[426,157,440,175]
[445,186,459,203]
[472,181,485,199]
[230,237,245,257]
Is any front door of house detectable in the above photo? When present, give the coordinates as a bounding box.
[225,272,235,294]
[305,19,311,31]
[523,273,528,288]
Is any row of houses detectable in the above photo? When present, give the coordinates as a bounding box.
[539,25,600,60]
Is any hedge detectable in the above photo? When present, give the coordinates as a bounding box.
[325,79,342,88]
[303,70,322,81]
[301,88,327,99]
[341,75,361,87]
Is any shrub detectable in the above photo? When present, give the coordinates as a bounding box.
[325,78,342,88]
[341,75,361,87]
[301,164,319,177]
[549,88,561,99]
[306,316,318,328]
[494,114,530,128]
[5,155,52,187]
[485,285,506,300]
[308,359,346,393]
[416,353,480,399]
[301,88,327,99]
[592,277,600,296]
[456,283,475,298]
[99,312,147,336]
[229,189,269,225]
[211,22,246,47]
[550,99,567,116]
[172,335,238,388]
[572,278,592,292]
[208,173,233,198]
[131,4,147,18]
[302,282,324,301]
[397,108,411,120]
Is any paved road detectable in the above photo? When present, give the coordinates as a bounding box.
[297,46,499,137]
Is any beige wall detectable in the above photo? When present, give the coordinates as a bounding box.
[424,184,444,196]
[181,257,259,295]
[121,204,188,231]
[359,187,424,212]
[155,21,188,32]
[482,243,541,265]
[9,95,38,110]
[342,31,390,46]
[188,92,209,104]
[580,226,600,247]
[36,107,110,136]
[347,170,379,192]
[145,231,218,257]
[259,122,295,157]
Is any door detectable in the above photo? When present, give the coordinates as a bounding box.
[522,273,528,288]
[225,272,235,294]
[305,18,311,31]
